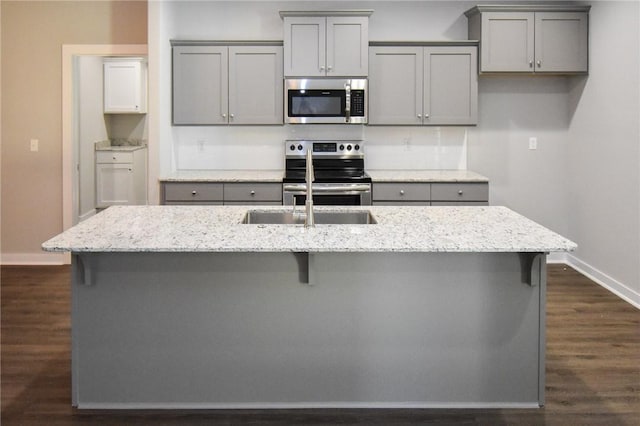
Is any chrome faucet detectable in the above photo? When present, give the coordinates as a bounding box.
[305,148,315,227]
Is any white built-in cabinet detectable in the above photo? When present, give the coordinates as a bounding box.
[465,5,589,73]
[281,11,371,77]
[172,42,283,125]
[368,44,478,126]
[96,149,147,208]
[103,58,147,113]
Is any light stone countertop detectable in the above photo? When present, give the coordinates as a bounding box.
[160,170,285,182]
[42,205,576,253]
[368,170,489,182]
[95,145,147,152]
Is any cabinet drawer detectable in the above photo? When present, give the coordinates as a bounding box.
[96,151,134,164]
[431,183,488,202]
[223,183,282,202]
[373,183,430,201]
[163,183,224,202]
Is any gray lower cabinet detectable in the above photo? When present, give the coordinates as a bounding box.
[161,182,281,205]
[172,42,283,125]
[430,183,489,206]
[372,183,431,206]
[369,44,478,125]
[223,183,282,205]
[373,182,488,206]
[162,182,224,205]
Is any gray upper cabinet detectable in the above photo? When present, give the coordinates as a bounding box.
[173,46,228,125]
[369,44,478,126]
[424,46,478,125]
[228,46,283,124]
[172,43,283,125]
[465,5,589,74]
[282,11,371,77]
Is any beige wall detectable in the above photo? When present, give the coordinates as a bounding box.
[1,1,147,262]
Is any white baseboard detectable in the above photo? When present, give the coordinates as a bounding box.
[1,252,68,265]
[566,253,640,309]
[546,252,568,264]
[78,209,97,222]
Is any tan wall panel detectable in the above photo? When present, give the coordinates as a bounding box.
[1,1,147,257]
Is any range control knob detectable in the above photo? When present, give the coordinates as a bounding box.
[297,144,303,151]
[354,144,360,151]
[347,144,352,151]
[289,144,296,151]
[339,144,345,151]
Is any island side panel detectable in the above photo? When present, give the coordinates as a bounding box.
[72,251,545,408]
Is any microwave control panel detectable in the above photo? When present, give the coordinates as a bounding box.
[350,90,365,116]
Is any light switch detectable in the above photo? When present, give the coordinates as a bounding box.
[30,139,39,152]
[528,137,537,150]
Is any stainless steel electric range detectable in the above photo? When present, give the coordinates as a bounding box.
[282,140,372,206]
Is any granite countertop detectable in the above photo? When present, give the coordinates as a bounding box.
[367,170,489,182]
[160,170,285,182]
[96,145,147,152]
[42,205,576,253]
[95,139,147,152]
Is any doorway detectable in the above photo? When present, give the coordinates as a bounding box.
[62,44,147,231]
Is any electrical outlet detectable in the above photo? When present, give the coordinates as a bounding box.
[528,137,537,150]
[30,139,39,152]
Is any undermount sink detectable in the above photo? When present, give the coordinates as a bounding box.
[242,210,377,225]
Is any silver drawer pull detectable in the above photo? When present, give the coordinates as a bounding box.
[458,190,463,195]
[400,190,405,195]
[250,190,256,196]
[191,191,197,195]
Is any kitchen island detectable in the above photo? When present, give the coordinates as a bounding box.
[43,205,575,409]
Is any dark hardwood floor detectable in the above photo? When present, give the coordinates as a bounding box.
[1,264,638,425]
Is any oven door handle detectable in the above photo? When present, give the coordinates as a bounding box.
[283,184,371,193]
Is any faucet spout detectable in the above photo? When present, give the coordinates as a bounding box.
[305,148,315,228]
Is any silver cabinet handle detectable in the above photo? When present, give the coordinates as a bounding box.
[320,65,325,71]
[529,61,533,68]
[400,190,405,196]
[424,114,429,119]
[191,191,197,195]
[537,60,541,67]
[222,113,227,118]
[417,114,422,119]
[458,190,463,195]
[327,65,332,71]
[250,190,256,196]
[230,113,234,119]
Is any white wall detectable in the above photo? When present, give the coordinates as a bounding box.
[566,1,640,305]
[77,56,108,220]
[150,1,640,305]
[156,1,476,175]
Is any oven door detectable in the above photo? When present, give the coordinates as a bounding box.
[286,89,346,124]
[283,183,372,206]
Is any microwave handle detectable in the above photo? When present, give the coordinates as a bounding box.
[345,83,351,123]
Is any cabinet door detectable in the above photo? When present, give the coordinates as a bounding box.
[283,17,326,77]
[368,47,423,125]
[104,60,145,113]
[481,12,535,72]
[535,12,588,73]
[173,46,228,125]
[424,46,478,125]
[326,16,368,76]
[96,164,134,207]
[228,46,283,125]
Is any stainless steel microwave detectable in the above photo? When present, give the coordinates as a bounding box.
[284,78,367,124]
